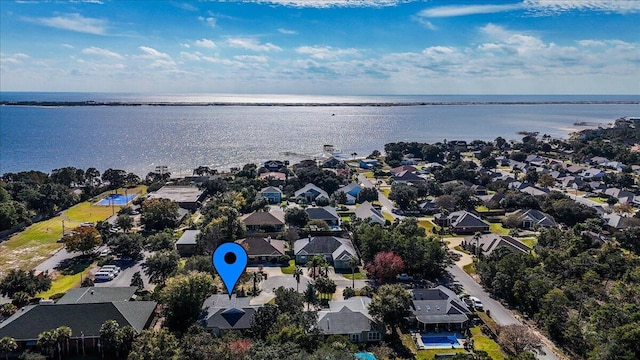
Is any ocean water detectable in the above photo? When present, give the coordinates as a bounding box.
[1,93,638,176]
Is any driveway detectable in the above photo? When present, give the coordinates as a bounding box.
[357,173,400,219]
[93,253,153,290]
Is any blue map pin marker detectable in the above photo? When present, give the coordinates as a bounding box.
[213,243,248,299]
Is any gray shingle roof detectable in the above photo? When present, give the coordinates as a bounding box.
[317,307,376,335]
[0,301,157,340]
[305,207,339,221]
[241,211,285,226]
[57,287,137,304]
[411,286,470,325]
[236,237,285,257]
[176,229,200,245]
[201,295,258,331]
[294,236,356,258]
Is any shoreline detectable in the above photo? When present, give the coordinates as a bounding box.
[1,100,639,107]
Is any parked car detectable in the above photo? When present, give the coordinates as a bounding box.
[98,248,111,257]
[396,273,414,281]
[94,271,115,281]
[100,265,121,274]
[469,296,484,311]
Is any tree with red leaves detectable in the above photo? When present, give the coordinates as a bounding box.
[365,251,405,284]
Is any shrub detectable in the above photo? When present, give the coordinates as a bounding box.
[343,287,356,299]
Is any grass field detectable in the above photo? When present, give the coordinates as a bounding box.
[281,259,296,274]
[463,262,476,276]
[586,196,608,204]
[37,267,92,299]
[380,186,391,198]
[489,222,510,235]
[382,211,394,222]
[471,326,505,360]
[519,238,537,248]
[342,269,367,281]
[0,186,146,277]
[418,219,435,233]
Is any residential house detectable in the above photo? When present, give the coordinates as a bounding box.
[200,295,260,336]
[580,168,604,179]
[506,209,557,229]
[258,186,283,204]
[176,229,200,257]
[336,182,362,205]
[56,287,138,304]
[520,186,549,197]
[411,286,472,332]
[236,237,285,264]
[390,165,418,175]
[566,165,585,174]
[462,234,530,256]
[354,201,385,225]
[317,297,383,343]
[263,160,285,172]
[359,159,377,169]
[294,183,330,204]
[259,172,287,184]
[603,188,636,204]
[392,170,426,184]
[322,157,344,169]
[147,186,206,211]
[0,299,156,351]
[241,210,286,233]
[294,236,357,270]
[306,206,341,227]
[434,211,490,234]
[603,213,640,230]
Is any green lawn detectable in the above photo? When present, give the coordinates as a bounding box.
[0,186,146,276]
[489,222,510,235]
[342,269,367,281]
[418,219,435,233]
[463,263,476,276]
[471,326,505,360]
[37,268,92,299]
[380,186,391,198]
[519,238,537,248]
[362,171,375,179]
[417,349,467,359]
[475,205,490,212]
[586,196,608,204]
[281,259,296,274]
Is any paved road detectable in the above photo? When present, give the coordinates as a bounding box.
[93,253,153,290]
[34,247,87,274]
[357,173,400,219]
[447,265,558,360]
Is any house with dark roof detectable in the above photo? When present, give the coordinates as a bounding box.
[305,206,340,227]
[200,295,260,336]
[176,229,200,256]
[391,170,426,184]
[236,237,285,264]
[294,183,330,204]
[462,234,530,256]
[354,201,385,225]
[57,287,137,304]
[506,209,557,229]
[434,211,490,234]
[258,186,283,204]
[294,236,357,270]
[241,210,286,233]
[317,297,382,343]
[0,301,157,350]
[263,160,285,172]
[390,165,418,175]
[603,213,640,230]
[411,286,472,332]
[359,159,377,169]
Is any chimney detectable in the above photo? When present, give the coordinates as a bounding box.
[91,290,95,295]
[308,234,311,243]
[327,318,330,330]
[267,236,271,244]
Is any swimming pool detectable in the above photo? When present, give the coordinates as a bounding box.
[355,353,376,360]
[96,193,137,206]
[420,335,460,347]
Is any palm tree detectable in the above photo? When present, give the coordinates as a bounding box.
[252,271,263,295]
[473,231,482,258]
[37,330,57,359]
[306,255,326,279]
[321,262,331,278]
[351,152,358,159]
[347,255,360,289]
[293,266,303,292]
[55,326,72,357]
[0,337,17,360]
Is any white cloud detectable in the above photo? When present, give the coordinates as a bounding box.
[198,16,217,28]
[194,39,217,49]
[81,46,124,59]
[415,18,437,30]
[418,4,522,18]
[62,44,75,49]
[25,13,108,35]
[227,38,282,52]
[180,51,202,61]
[250,1,415,8]
[0,52,30,64]
[524,0,640,14]
[137,46,171,59]
[296,45,359,60]
[234,55,269,62]
[278,28,297,35]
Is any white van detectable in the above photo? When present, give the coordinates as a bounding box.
[101,265,121,274]
[94,271,115,281]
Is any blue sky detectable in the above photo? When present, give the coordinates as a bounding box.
[1,0,638,95]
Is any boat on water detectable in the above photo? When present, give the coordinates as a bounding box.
[323,144,345,158]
